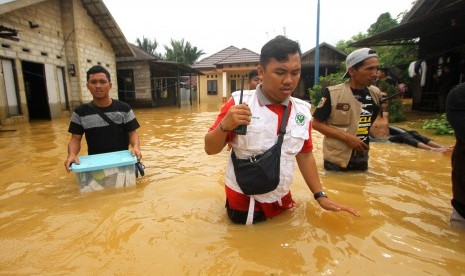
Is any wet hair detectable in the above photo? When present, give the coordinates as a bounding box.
[248,69,258,80]
[86,65,111,82]
[259,35,301,68]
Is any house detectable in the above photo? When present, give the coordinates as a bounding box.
[299,42,347,99]
[116,44,201,108]
[192,46,260,103]
[0,0,133,125]
[193,42,346,103]
[351,0,465,111]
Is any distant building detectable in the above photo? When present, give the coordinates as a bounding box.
[116,44,200,108]
[192,46,260,103]
[0,0,133,125]
[299,42,347,100]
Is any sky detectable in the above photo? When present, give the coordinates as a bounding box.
[103,0,415,59]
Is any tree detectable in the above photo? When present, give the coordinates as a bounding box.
[367,12,398,35]
[135,36,159,56]
[336,32,369,58]
[311,10,418,122]
[164,39,205,65]
[367,12,417,71]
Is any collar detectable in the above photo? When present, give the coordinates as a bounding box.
[255,84,290,107]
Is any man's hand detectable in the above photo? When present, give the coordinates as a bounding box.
[64,155,79,173]
[131,147,142,160]
[316,197,360,217]
[220,104,252,131]
[345,134,369,153]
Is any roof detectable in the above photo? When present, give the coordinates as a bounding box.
[81,0,133,57]
[215,48,259,65]
[116,44,201,76]
[302,42,346,58]
[351,0,465,47]
[148,60,202,76]
[192,46,240,69]
[192,46,259,69]
[0,0,133,57]
[116,44,158,62]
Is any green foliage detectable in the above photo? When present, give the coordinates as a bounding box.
[367,13,418,79]
[164,39,205,65]
[377,80,406,122]
[336,32,368,55]
[422,114,454,135]
[367,13,398,35]
[336,10,418,84]
[135,36,159,56]
[308,72,345,105]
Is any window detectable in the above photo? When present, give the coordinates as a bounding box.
[230,79,236,93]
[1,59,21,116]
[207,80,218,95]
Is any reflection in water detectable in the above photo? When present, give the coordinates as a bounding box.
[0,103,464,274]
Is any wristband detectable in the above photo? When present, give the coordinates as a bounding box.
[314,191,328,200]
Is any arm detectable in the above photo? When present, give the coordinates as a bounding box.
[296,151,360,217]
[204,103,251,155]
[312,118,368,152]
[64,134,83,172]
[128,130,142,159]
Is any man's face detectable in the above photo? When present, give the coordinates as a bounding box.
[248,76,261,90]
[349,57,379,88]
[258,52,301,103]
[87,72,112,100]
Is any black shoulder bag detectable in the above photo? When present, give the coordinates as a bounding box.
[231,105,289,195]
[87,102,145,177]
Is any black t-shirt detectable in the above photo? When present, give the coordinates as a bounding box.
[446,83,465,142]
[313,87,380,146]
[68,99,140,155]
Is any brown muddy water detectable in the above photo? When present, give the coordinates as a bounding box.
[0,103,464,275]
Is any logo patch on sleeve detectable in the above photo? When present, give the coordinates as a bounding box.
[295,113,305,126]
[317,97,327,108]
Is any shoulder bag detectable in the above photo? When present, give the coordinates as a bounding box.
[231,105,290,195]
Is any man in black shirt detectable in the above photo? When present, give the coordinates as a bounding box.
[64,65,141,172]
[312,48,381,171]
[446,83,465,228]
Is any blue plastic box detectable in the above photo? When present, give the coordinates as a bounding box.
[70,150,137,193]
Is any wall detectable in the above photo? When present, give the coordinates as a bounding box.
[0,0,67,123]
[68,0,117,106]
[0,0,118,124]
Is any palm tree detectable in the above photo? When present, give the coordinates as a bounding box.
[135,36,159,56]
[164,39,205,65]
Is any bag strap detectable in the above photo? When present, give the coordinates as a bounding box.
[279,105,290,135]
[88,102,117,127]
[276,105,289,145]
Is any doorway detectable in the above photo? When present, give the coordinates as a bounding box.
[22,61,51,120]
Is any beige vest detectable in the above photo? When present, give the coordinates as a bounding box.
[322,83,381,168]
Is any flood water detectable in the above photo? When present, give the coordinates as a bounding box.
[1,103,464,275]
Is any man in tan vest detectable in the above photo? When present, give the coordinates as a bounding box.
[312,48,382,171]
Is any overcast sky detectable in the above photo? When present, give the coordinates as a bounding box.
[103,0,415,58]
